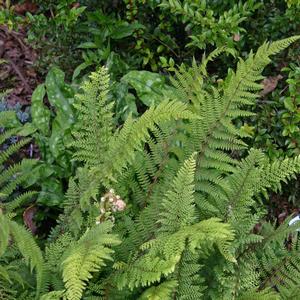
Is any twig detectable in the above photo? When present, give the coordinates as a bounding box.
[7,57,31,93]
[146,33,180,58]
[0,25,27,52]
[279,85,289,95]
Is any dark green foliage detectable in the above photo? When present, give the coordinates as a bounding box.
[251,63,300,159]
[27,0,86,76]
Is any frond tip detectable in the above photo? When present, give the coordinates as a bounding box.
[71,66,113,167]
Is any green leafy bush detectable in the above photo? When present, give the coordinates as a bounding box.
[248,63,300,160]
[26,0,86,75]
[24,0,259,76]
[159,0,259,49]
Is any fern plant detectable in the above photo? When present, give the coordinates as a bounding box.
[64,36,300,299]
[1,36,300,300]
[0,112,38,213]
[0,124,43,299]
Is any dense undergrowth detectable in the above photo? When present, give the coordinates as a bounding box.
[1,1,300,299]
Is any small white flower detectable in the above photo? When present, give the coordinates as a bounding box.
[96,221,101,225]
[101,197,105,202]
[109,197,114,203]
[115,199,126,211]
[109,189,115,194]
[100,208,105,214]
[116,195,121,199]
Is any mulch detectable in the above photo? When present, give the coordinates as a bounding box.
[0,23,41,162]
[0,24,40,107]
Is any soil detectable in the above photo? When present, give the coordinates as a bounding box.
[0,24,40,107]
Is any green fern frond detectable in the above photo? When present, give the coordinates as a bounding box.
[40,290,66,300]
[9,220,45,298]
[50,169,98,241]
[200,37,300,158]
[62,222,120,300]
[172,250,205,299]
[158,154,196,233]
[260,155,300,193]
[266,35,300,56]
[0,282,16,300]
[0,128,19,145]
[170,59,205,106]
[71,66,114,167]
[0,37,297,299]
[0,130,37,217]
[3,191,37,213]
[0,214,9,256]
[0,159,36,197]
[116,218,234,291]
[103,100,197,185]
[170,46,232,101]
[237,288,280,300]
[45,233,74,292]
[0,214,45,299]
[0,138,31,166]
[259,241,300,297]
[139,280,178,300]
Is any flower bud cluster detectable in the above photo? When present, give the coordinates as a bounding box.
[95,189,126,225]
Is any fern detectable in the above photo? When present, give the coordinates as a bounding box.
[45,233,74,291]
[40,291,65,300]
[71,66,114,167]
[0,127,42,298]
[102,99,197,185]
[158,154,197,233]
[61,221,120,300]
[172,250,204,299]
[0,138,31,166]
[1,37,300,299]
[0,213,45,299]
[139,280,178,300]
[115,217,234,291]
[0,128,37,209]
[113,155,234,293]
